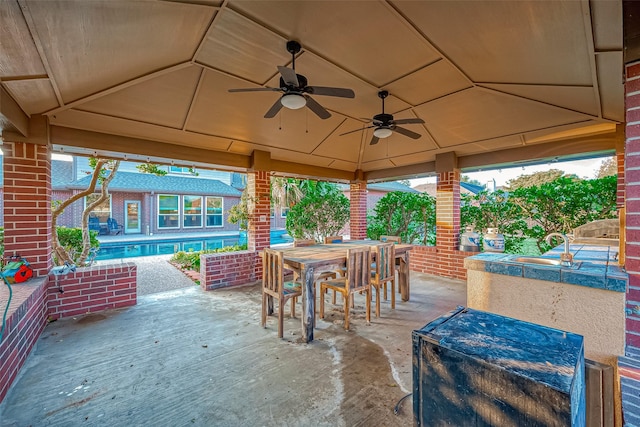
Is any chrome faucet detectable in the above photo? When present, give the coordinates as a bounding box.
[545,233,573,267]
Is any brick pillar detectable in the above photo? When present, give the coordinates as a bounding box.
[349,181,367,240]
[247,170,271,253]
[436,169,461,252]
[625,60,640,350]
[618,150,626,209]
[2,141,52,276]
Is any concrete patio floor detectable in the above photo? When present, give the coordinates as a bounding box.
[0,271,466,426]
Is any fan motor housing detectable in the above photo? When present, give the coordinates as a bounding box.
[280,74,308,90]
[373,113,393,125]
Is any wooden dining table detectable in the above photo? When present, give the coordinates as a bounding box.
[277,240,412,343]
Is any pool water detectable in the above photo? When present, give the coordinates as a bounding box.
[95,231,292,260]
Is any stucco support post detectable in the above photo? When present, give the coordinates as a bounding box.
[2,139,52,276]
[435,152,460,254]
[349,170,367,240]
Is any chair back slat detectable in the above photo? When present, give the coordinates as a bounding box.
[263,248,284,294]
[324,235,344,244]
[374,242,395,282]
[380,235,401,243]
[345,247,370,292]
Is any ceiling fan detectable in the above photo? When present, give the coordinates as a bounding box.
[228,40,355,119]
[341,90,425,145]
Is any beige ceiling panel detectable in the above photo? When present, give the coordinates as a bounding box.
[3,80,58,115]
[386,60,472,106]
[188,69,342,153]
[361,129,437,163]
[25,0,213,103]
[228,140,343,170]
[591,0,623,51]
[524,122,617,145]
[478,83,599,116]
[50,109,233,152]
[195,9,290,84]
[360,158,398,172]
[312,120,363,161]
[385,151,435,168]
[0,1,46,78]
[231,1,441,86]
[414,88,591,148]
[459,135,524,155]
[393,1,592,85]
[76,66,203,128]
[327,159,358,172]
[597,52,625,122]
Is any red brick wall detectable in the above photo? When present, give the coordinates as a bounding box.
[626,61,640,348]
[0,278,49,402]
[618,151,626,208]
[47,263,137,320]
[349,182,367,240]
[200,251,260,290]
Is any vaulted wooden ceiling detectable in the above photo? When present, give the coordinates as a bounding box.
[0,0,624,181]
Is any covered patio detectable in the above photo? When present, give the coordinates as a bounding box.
[1,0,639,424]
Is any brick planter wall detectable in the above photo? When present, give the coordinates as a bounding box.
[0,278,49,402]
[200,251,260,290]
[410,245,476,281]
[47,263,137,320]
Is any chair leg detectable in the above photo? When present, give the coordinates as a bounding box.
[291,296,296,318]
[320,286,325,319]
[343,293,350,330]
[383,283,388,301]
[332,290,336,305]
[267,295,274,316]
[261,293,267,327]
[391,279,396,309]
[365,289,371,323]
[278,299,284,339]
[376,285,381,317]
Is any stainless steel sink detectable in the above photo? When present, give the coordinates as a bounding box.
[511,256,563,266]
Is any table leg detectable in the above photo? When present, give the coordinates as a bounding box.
[302,266,315,342]
[399,252,410,302]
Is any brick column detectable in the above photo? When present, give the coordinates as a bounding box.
[2,141,52,276]
[436,169,461,252]
[618,150,626,209]
[349,181,367,240]
[247,169,271,251]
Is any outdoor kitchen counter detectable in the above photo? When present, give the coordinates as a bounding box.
[464,243,627,367]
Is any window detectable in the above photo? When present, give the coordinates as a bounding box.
[86,194,111,224]
[270,206,275,218]
[183,196,202,228]
[158,195,179,229]
[206,197,223,227]
[168,166,193,175]
[281,207,289,218]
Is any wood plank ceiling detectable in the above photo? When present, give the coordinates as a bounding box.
[0,0,624,181]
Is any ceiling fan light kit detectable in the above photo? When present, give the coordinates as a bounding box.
[228,40,355,119]
[373,127,393,139]
[281,93,306,109]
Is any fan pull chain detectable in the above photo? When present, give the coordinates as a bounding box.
[306,109,309,133]
[279,111,282,131]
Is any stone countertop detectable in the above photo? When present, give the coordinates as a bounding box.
[464,244,627,292]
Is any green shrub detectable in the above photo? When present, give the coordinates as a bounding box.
[55,227,100,264]
[170,244,248,271]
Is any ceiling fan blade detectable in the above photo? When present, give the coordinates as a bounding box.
[394,126,422,139]
[264,98,284,118]
[339,125,376,137]
[370,135,380,145]
[304,95,331,119]
[306,86,355,98]
[277,66,299,87]
[393,118,425,125]
[228,87,282,93]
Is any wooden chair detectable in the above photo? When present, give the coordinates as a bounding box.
[293,238,337,313]
[319,247,371,330]
[294,239,317,247]
[380,235,401,243]
[324,235,344,244]
[370,242,396,317]
[261,249,302,338]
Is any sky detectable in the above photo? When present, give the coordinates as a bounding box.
[409,156,612,189]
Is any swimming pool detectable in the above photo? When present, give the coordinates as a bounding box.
[95,231,293,261]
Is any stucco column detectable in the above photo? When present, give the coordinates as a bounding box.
[435,153,461,253]
[349,181,367,240]
[2,141,52,276]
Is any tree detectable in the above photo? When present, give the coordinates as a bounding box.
[52,159,120,266]
[367,192,436,245]
[505,169,565,190]
[227,191,253,231]
[271,177,303,209]
[596,157,617,178]
[285,182,350,242]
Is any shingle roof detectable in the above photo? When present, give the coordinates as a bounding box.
[67,171,242,197]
